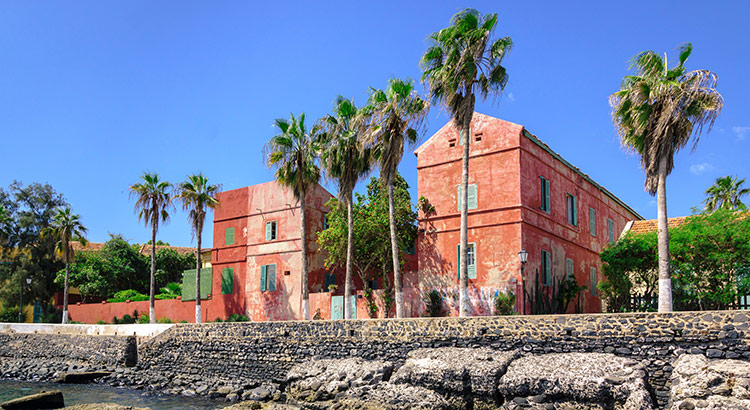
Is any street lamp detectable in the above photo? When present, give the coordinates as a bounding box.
[518,249,528,315]
[18,277,30,323]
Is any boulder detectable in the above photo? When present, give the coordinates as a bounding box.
[497,353,653,410]
[335,382,452,410]
[669,354,750,409]
[55,371,112,384]
[0,390,65,410]
[63,404,150,410]
[286,357,393,403]
[390,347,518,409]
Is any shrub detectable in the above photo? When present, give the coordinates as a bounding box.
[0,307,22,323]
[157,317,172,324]
[494,291,516,315]
[225,313,249,322]
[96,320,108,325]
[138,314,149,324]
[41,308,62,323]
[155,282,181,300]
[423,290,445,317]
[107,289,148,303]
[119,314,135,324]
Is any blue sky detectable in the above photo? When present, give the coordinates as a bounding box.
[1,1,748,247]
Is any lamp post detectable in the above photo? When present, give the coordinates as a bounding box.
[18,277,30,323]
[518,249,528,315]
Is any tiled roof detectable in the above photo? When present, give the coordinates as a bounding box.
[138,244,199,256]
[71,242,106,252]
[628,216,690,234]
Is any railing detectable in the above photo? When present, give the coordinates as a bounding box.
[628,294,750,312]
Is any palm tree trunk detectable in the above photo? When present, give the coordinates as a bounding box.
[150,224,156,323]
[458,121,470,317]
[195,225,202,324]
[656,155,673,312]
[62,247,69,324]
[300,192,310,320]
[388,180,404,318]
[344,197,354,319]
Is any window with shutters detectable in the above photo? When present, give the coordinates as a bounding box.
[457,184,478,211]
[566,194,577,226]
[540,177,551,213]
[589,208,596,236]
[260,264,277,292]
[456,243,477,280]
[565,258,574,280]
[590,267,598,296]
[225,227,235,246]
[541,250,551,286]
[221,267,234,294]
[608,219,615,244]
[265,221,277,241]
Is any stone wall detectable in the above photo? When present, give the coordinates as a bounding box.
[133,311,749,408]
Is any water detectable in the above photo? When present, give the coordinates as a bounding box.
[0,380,230,409]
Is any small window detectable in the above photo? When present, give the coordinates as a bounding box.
[449,138,456,148]
[589,208,596,237]
[474,132,483,142]
[608,219,614,244]
[260,264,277,292]
[221,267,234,294]
[265,221,277,241]
[324,273,336,289]
[565,258,574,280]
[541,250,552,286]
[323,213,330,230]
[457,184,478,211]
[367,279,378,290]
[590,267,598,296]
[540,177,551,213]
[456,243,477,280]
[225,227,235,246]
[566,194,577,226]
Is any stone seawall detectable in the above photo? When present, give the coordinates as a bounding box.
[132,311,749,408]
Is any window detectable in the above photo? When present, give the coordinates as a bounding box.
[608,219,615,244]
[457,184,478,211]
[221,267,234,294]
[260,264,277,292]
[265,221,277,241]
[589,207,596,237]
[324,273,336,290]
[566,194,577,226]
[542,250,551,286]
[565,258,574,280]
[367,279,378,290]
[456,243,477,280]
[323,213,330,230]
[590,267,598,296]
[540,177,551,213]
[225,227,235,246]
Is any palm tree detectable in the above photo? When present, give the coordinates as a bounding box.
[704,176,749,212]
[176,173,221,324]
[420,8,512,316]
[264,113,322,320]
[42,207,87,324]
[130,173,172,323]
[362,78,428,318]
[610,43,723,312]
[320,97,372,319]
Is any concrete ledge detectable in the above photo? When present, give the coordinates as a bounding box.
[0,323,175,337]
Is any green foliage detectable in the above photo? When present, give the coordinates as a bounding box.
[154,249,195,289]
[363,287,378,319]
[225,313,249,322]
[107,289,148,303]
[138,314,149,324]
[600,231,658,312]
[525,271,586,314]
[155,282,181,300]
[147,240,170,246]
[96,320,107,324]
[703,175,749,212]
[40,308,62,323]
[423,290,445,317]
[0,306,22,322]
[494,291,516,315]
[157,317,172,324]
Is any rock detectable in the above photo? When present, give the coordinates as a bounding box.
[226,393,239,402]
[335,382,452,410]
[390,347,518,409]
[497,353,653,410]
[669,354,750,409]
[195,384,209,394]
[286,357,392,403]
[242,382,279,401]
[217,386,233,395]
[55,371,112,384]
[180,389,196,397]
[0,390,65,410]
[63,404,150,410]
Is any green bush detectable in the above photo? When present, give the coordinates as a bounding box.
[494,291,516,315]
[423,290,445,317]
[0,307,22,323]
[40,308,63,323]
[155,282,181,300]
[96,320,108,325]
[157,317,172,324]
[138,314,149,324]
[107,289,148,303]
[225,313,249,322]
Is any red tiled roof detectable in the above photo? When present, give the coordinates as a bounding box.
[138,244,199,256]
[628,216,690,234]
[71,242,106,253]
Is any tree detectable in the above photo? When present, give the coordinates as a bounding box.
[0,205,10,247]
[609,43,723,312]
[42,207,88,324]
[600,232,659,312]
[264,113,322,320]
[176,173,220,323]
[361,78,428,318]
[317,174,417,317]
[129,173,172,323]
[154,248,195,289]
[703,176,749,212]
[421,9,512,316]
[320,97,372,319]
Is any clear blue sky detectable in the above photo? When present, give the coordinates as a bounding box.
[1,1,748,247]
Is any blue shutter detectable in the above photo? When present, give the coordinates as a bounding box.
[260,265,267,292]
[456,244,460,278]
[572,196,577,225]
[268,265,277,291]
[457,185,462,211]
[265,222,271,241]
[590,208,596,236]
[590,267,597,296]
[468,184,477,209]
[608,219,614,244]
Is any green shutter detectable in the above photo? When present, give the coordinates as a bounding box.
[221,267,234,294]
[225,227,235,245]
[260,265,267,292]
[572,196,577,225]
[265,222,271,241]
[608,219,614,243]
[268,265,277,292]
[545,180,551,212]
[468,184,477,209]
[456,244,460,278]
[566,258,574,279]
[181,269,213,301]
[542,251,551,286]
[590,267,597,296]
[590,208,596,236]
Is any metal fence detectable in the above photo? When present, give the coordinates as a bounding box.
[629,294,750,311]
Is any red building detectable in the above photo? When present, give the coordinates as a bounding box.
[413,113,642,315]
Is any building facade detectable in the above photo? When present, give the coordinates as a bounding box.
[414,113,642,315]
